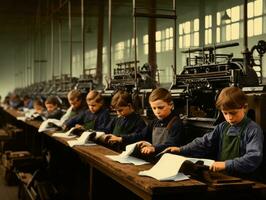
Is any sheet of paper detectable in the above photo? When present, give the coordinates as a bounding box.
[105,155,149,165]
[138,153,187,181]
[38,119,62,132]
[67,131,98,147]
[138,153,214,181]
[105,142,149,165]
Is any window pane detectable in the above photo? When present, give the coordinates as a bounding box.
[143,35,148,43]
[231,6,240,22]
[156,31,161,40]
[156,41,161,53]
[169,27,173,37]
[184,21,190,34]
[205,15,211,28]
[226,24,231,41]
[248,2,254,18]
[248,20,254,36]
[144,44,148,55]
[184,34,190,47]
[254,0,263,16]
[169,38,173,49]
[208,29,212,44]
[254,17,262,35]
[166,28,169,38]
[165,39,169,51]
[179,36,183,48]
[179,24,183,35]
[194,32,199,46]
[231,23,239,40]
[194,18,199,31]
[205,30,208,44]
[217,12,221,25]
[216,27,220,43]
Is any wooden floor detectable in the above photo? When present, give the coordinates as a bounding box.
[0,164,18,200]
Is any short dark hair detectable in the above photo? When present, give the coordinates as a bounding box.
[149,88,172,104]
[45,96,61,106]
[111,90,133,109]
[216,86,247,110]
[86,90,104,104]
[68,89,82,101]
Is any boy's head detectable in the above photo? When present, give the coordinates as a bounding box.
[86,90,104,113]
[33,98,45,114]
[149,88,173,120]
[216,86,247,125]
[111,90,134,117]
[67,89,82,109]
[45,96,60,112]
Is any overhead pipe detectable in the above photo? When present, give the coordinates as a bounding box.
[242,0,248,75]
[81,0,85,76]
[69,0,73,78]
[108,0,112,82]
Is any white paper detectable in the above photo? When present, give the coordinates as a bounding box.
[106,142,149,165]
[106,155,149,165]
[38,119,62,132]
[52,127,77,139]
[138,153,214,181]
[67,131,105,147]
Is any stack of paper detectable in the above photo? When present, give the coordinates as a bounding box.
[138,153,214,181]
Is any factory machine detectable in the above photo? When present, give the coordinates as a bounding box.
[103,60,157,114]
[170,40,266,143]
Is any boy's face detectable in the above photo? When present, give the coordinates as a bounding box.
[34,104,43,114]
[87,99,102,113]
[114,105,132,117]
[45,103,57,112]
[69,98,81,109]
[149,100,173,120]
[221,108,245,125]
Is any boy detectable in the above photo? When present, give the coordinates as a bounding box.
[108,88,183,155]
[63,90,110,132]
[164,86,264,176]
[61,89,87,128]
[105,90,146,135]
[44,96,64,120]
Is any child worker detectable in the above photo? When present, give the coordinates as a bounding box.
[163,86,264,178]
[44,96,64,120]
[61,89,87,128]
[107,87,184,156]
[105,90,146,136]
[63,90,110,132]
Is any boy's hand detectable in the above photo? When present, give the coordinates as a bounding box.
[137,141,152,149]
[107,134,122,144]
[75,124,83,129]
[161,146,181,154]
[141,146,155,155]
[210,161,226,172]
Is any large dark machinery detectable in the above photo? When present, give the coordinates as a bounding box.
[170,40,266,143]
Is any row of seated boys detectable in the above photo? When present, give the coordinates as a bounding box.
[7,87,265,181]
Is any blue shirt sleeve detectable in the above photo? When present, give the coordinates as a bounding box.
[225,121,264,174]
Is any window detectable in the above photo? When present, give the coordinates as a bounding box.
[247,0,263,36]
[179,19,199,48]
[155,27,173,53]
[143,34,149,55]
[114,41,125,61]
[217,5,240,42]
[217,0,263,43]
[205,15,212,45]
[85,49,97,69]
